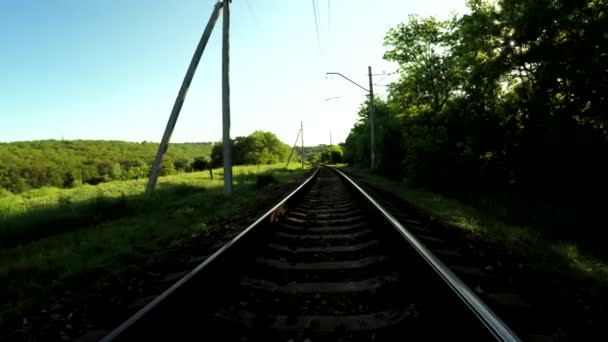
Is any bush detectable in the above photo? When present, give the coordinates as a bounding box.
[160,159,177,176]
[255,173,276,189]
[320,146,344,164]
[402,124,451,187]
[174,158,193,172]
[192,156,210,171]
[0,188,13,199]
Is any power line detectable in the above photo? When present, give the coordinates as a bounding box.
[311,0,323,56]
[369,71,398,76]
[243,0,262,32]
[327,0,331,35]
[315,0,321,28]
[374,72,398,84]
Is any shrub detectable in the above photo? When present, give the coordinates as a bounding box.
[255,173,276,189]
[0,188,13,199]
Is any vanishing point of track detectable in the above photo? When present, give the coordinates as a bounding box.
[102,167,519,341]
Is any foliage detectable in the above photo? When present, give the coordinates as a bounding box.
[0,164,308,324]
[0,140,212,193]
[299,144,326,164]
[384,15,458,114]
[211,131,291,166]
[191,156,210,171]
[344,166,608,291]
[255,173,276,189]
[319,145,345,164]
[0,133,294,194]
[174,158,193,173]
[160,158,177,176]
[344,97,404,177]
[344,0,608,256]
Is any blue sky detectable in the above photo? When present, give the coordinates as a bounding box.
[0,0,466,146]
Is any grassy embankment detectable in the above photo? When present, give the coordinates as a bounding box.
[342,166,608,287]
[0,163,308,322]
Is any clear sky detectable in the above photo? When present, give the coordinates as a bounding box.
[0,0,466,146]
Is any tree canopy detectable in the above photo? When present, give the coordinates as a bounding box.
[211,131,291,167]
[0,140,212,193]
[344,0,608,245]
[0,131,296,194]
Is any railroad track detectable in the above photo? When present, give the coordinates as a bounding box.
[103,167,518,341]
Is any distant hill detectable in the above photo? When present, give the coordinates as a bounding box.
[0,140,213,193]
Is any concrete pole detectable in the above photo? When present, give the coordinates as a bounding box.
[301,121,305,169]
[285,128,301,168]
[145,2,223,195]
[368,66,376,169]
[325,69,375,169]
[222,0,233,197]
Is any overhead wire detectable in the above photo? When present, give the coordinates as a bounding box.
[327,0,331,35]
[312,0,323,57]
[325,0,331,69]
[373,71,398,85]
[315,0,320,20]
[243,0,262,32]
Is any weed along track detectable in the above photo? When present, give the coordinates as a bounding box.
[102,167,519,341]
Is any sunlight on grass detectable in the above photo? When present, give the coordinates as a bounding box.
[552,243,608,283]
[0,163,309,323]
[449,215,485,233]
[0,163,305,218]
[326,163,348,168]
[343,166,608,288]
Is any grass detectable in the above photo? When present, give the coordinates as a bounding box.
[0,163,304,246]
[341,166,608,288]
[0,163,309,323]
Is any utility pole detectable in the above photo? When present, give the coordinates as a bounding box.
[222,0,233,197]
[285,127,301,168]
[301,121,305,169]
[329,131,333,164]
[146,2,223,195]
[368,66,376,169]
[325,68,377,169]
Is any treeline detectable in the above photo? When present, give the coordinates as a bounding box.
[0,140,213,193]
[345,1,607,240]
[1,131,295,194]
[210,131,291,167]
[304,145,344,165]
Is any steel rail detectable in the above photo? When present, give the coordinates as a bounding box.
[332,167,521,342]
[101,168,320,341]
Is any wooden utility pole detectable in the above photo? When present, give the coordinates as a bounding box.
[146,2,223,195]
[368,66,376,169]
[222,0,233,197]
[301,121,305,169]
[285,127,302,168]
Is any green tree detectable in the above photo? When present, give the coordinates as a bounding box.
[211,131,291,167]
[320,145,344,164]
[384,15,459,114]
[344,97,403,177]
[0,140,212,192]
[192,156,213,179]
[210,143,223,169]
[343,0,608,253]
[174,158,192,173]
[160,158,177,176]
[247,131,290,165]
